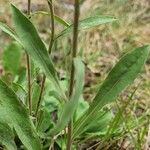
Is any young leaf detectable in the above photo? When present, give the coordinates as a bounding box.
[31,11,70,27]
[74,96,89,121]
[36,108,54,134]
[12,82,27,104]
[0,79,41,150]
[50,57,85,135]
[32,82,41,111]
[2,41,22,76]
[73,45,150,138]
[83,111,113,135]
[56,16,117,38]
[0,122,17,150]
[54,15,70,27]
[11,5,59,87]
[0,22,21,43]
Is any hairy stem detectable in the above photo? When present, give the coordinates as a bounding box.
[35,0,55,117]
[66,0,80,150]
[27,0,32,115]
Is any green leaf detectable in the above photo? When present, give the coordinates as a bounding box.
[74,96,89,121]
[11,5,59,88]
[31,11,70,27]
[73,45,150,138]
[37,108,54,134]
[16,67,26,85]
[12,82,27,104]
[83,111,113,136]
[50,57,85,135]
[56,16,117,38]
[32,82,41,111]
[0,22,20,43]
[0,122,17,150]
[0,79,41,150]
[2,41,22,76]
[54,15,70,27]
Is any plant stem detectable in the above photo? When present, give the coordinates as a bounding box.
[35,0,55,117]
[27,0,31,15]
[35,74,46,117]
[47,0,55,54]
[27,0,32,115]
[66,0,80,150]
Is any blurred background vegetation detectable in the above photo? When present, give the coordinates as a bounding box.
[0,0,150,149]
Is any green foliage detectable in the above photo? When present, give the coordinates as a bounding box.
[11,5,59,87]
[0,22,20,43]
[50,57,85,136]
[0,122,17,150]
[37,108,54,135]
[0,2,149,150]
[2,41,22,76]
[57,16,117,38]
[0,79,41,150]
[73,45,150,138]
[31,11,70,27]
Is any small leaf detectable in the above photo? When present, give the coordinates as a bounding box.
[54,15,70,27]
[0,79,41,150]
[57,16,117,38]
[0,22,20,43]
[16,67,26,85]
[0,122,17,150]
[37,108,54,133]
[2,41,22,76]
[50,57,85,135]
[31,11,70,27]
[74,96,89,121]
[11,5,59,88]
[32,82,41,111]
[12,82,27,104]
[73,45,150,138]
[83,111,113,135]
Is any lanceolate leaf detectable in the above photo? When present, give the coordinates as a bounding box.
[11,5,59,87]
[31,11,70,27]
[50,57,85,135]
[0,122,17,150]
[56,16,117,38]
[54,15,70,27]
[0,22,20,43]
[73,45,150,138]
[0,79,41,150]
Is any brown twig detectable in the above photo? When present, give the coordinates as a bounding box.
[27,0,32,115]
[66,0,80,150]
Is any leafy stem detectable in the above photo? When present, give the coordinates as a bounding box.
[66,0,80,150]
[35,0,55,118]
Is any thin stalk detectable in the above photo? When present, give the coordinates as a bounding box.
[35,74,46,117]
[35,0,55,117]
[27,0,32,115]
[47,0,55,54]
[66,0,80,150]
[27,0,31,15]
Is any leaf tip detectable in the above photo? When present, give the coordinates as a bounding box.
[10,3,16,10]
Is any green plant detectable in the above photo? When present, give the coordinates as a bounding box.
[0,0,149,150]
